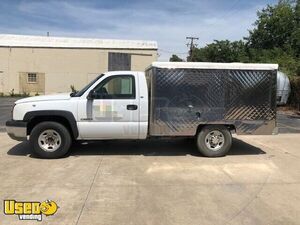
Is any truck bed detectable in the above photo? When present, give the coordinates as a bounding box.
[146,62,277,136]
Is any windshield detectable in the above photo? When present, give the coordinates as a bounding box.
[71,74,104,97]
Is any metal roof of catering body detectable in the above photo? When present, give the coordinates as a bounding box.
[0,34,158,50]
[150,62,278,70]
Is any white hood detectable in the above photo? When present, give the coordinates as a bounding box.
[15,93,72,104]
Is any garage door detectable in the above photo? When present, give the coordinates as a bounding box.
[108,52,131,71]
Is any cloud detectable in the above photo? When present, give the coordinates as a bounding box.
[0,0,277,61]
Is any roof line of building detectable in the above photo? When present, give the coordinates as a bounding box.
[0,34,158,50]
[0,46,158,51]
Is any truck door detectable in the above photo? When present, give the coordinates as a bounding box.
[77,73,140,139]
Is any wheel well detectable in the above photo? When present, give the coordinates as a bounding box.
[27,116,75,139]
[196,124,236,135]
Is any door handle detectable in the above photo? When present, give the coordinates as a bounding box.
[127,104,138,110]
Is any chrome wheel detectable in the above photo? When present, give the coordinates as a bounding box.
[205,130,225,151]
[38,129,62,152]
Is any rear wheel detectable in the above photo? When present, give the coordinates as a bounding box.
[30,121,72,158]
[196,125,232,157]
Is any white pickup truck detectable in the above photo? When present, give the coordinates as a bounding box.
[6,62,278,158]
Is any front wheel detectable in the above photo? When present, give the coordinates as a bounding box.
[30,121,72,159]
[196,125,232,157]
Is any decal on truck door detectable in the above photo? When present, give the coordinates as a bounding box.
[92,102,123,121]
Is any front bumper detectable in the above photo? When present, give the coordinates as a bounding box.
[6,120,27,141]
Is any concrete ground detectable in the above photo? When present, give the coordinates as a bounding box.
[0,133,299,225]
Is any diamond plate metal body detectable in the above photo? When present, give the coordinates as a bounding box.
[146,67,277,136]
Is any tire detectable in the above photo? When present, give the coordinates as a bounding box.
[30,121,72,159]
[196,125,232,157]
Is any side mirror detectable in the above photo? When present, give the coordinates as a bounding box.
[87,88,108,100]
[87,90,96,100]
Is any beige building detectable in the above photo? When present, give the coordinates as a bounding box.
[0,34,158,95]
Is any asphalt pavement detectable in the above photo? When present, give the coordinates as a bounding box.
[277,113,300,133]
[0,97,20,131]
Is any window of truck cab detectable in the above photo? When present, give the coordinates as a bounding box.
[92,75,136,99]
[73,74,104,97]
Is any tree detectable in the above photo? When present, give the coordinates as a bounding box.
[247,47,300,75]
[192,40,249,63]
[246,0,300,75]
[246,0,296,50]
[169,54,184,62]
[291,0,300,57]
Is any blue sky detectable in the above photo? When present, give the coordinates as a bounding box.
[0,0,278,60]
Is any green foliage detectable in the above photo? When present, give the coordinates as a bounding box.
[8,89,30,97]
[21,92,30,97]
[247,48,300,75]
[289,77,300,110]
[169,54,184,62]
[192,40,249,62]
[247,0,296,50]
[245,0,300,76]
[291,0,300,56]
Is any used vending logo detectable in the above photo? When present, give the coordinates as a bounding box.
[3,199,58,221]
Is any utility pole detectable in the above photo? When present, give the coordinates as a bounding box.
[186,37,199,61]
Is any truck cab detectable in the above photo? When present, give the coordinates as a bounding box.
[75,71,148,140]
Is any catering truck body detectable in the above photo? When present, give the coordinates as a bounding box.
[6,62,278,158]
